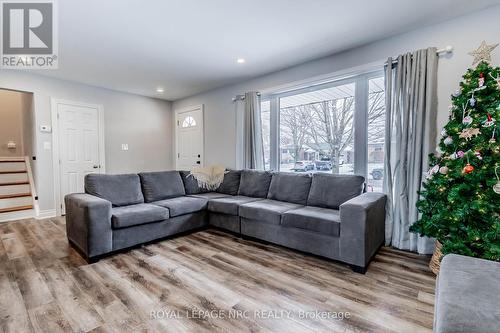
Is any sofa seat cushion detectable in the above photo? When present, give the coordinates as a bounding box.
[239,199,303,225]
[139,171,185,202]
[85,173,144,207]
[152,196,208,217]
[208,196,263,216]
[281,206,340,237]
[111,204,169,229]
[188,192,231,200]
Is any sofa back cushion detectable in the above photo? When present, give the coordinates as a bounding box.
[238,170,273,198]
[85,173,144,207]
[139,171,185,202]
[216,170,241,195]
[307,173,365,209]
[267,172,312,205]
[179,171,210,195]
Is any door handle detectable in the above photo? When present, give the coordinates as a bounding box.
[93,165,99,169]
[196,161,201,164]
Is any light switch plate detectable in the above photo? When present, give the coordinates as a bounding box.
[121,144,129,151]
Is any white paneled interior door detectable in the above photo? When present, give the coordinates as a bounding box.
[175,105,204,170]
[56,101,103,214]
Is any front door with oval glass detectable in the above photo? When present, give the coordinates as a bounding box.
[175,106,204,170]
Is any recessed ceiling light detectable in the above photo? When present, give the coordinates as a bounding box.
[156,87,164,93]
[236,58,246,64]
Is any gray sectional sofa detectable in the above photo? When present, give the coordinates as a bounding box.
[65,169,386,273]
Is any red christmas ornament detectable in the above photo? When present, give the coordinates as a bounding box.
[478,72,485,88]
[483,113,495,127]
[463,164,474,174]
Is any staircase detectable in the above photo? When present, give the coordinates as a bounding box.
[0,157,35,221]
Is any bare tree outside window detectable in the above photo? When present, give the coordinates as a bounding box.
[280,104,310,164]
[262,76,386,192]
[367,77,386,192]
[279,82,357,174]
[261,100,271,170]
[306,98,355,174]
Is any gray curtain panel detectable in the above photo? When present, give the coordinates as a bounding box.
[383,47,438,254]
[243,92,265,169]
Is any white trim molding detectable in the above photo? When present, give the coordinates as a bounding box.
[36,209,57,220]
[51,98,105,216]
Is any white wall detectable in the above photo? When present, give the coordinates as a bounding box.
[0,71,173,213]
[173,5,500,168]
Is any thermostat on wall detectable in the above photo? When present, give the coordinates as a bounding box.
[40,125,52,133]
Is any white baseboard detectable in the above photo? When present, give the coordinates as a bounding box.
[36,209,57,220]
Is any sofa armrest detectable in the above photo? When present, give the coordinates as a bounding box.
[339,192,386,268]
[65,193,112,258]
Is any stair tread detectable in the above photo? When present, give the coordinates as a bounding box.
[0,181,30,186]
[0,193,32,199]
[0,170,27,174]
[0,205,33,213]
[0,159,25,163]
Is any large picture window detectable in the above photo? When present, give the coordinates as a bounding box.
[261,72,385,192]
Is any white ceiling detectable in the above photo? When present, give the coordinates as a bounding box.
[21,0,500,100]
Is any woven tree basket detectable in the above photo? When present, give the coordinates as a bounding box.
[429,241,443,275]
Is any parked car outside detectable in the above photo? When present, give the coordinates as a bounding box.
[314,160,332,171]
[370,168,384,180]
[293,161,315,172]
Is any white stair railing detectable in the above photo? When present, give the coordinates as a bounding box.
[24,156,38,215]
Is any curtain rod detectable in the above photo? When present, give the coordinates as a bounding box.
[233,45,453,101]
[386,45,453,66]
[232,92,261,102]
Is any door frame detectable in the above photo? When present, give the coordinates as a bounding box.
[51,98,105,216]
[174,104,204,170]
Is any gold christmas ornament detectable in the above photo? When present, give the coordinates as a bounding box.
[468,41,499,66]
[459,127,481,141]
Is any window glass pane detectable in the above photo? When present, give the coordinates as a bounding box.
[182,116,196,128]
[279,82,355,174]
[261,100,271,170]
[367,77,385,192]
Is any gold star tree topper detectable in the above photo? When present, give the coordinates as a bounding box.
[469,41,498,66]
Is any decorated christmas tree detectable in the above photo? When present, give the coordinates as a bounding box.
[410,41,500,261]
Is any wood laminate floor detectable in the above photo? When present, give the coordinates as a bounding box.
[0,217,436,333]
